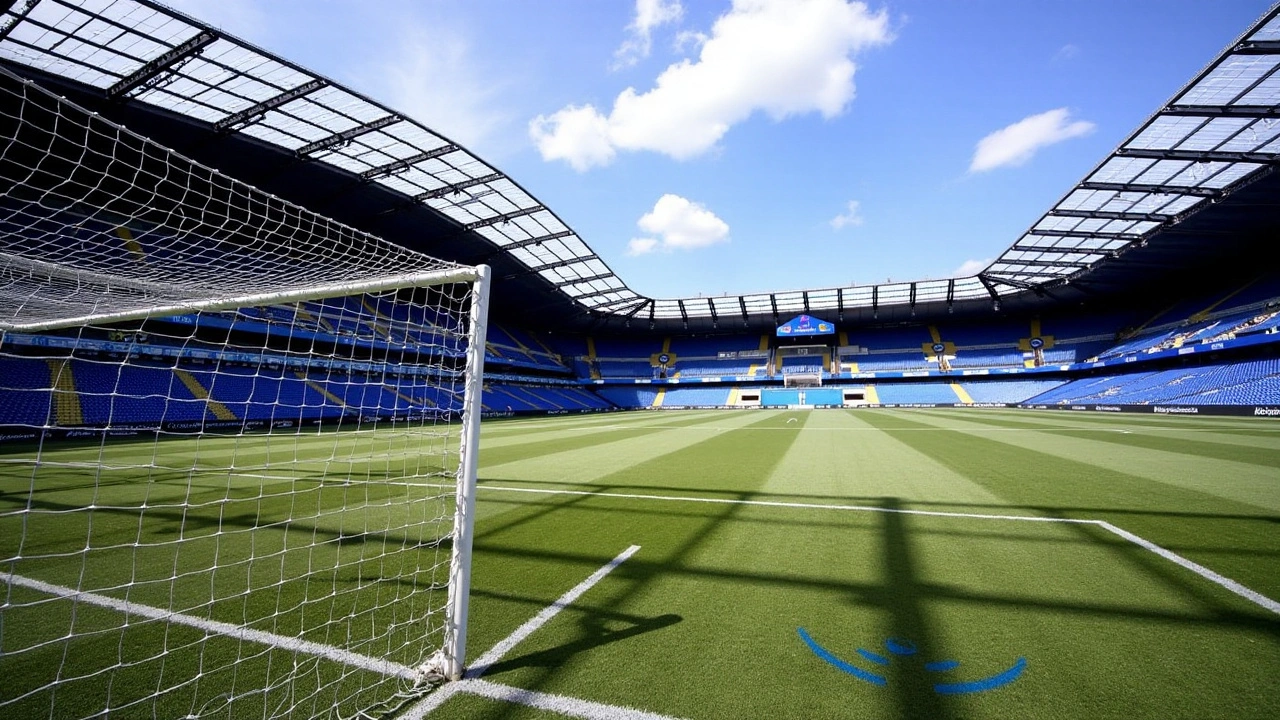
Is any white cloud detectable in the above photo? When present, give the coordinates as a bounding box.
[969,108,1095,173]
[370,23,509,153]
[627,237,661,256]
[953,258,992,277]
[830,199,864,229]
[532,0,892,170]
[630,194,730,254]
[1053,44,1080,63]
[675,29,709,53]
[528,105,616,172]
[614,0,685,69]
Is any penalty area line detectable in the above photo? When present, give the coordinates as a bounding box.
[404,544,647,719]
[1095,521,1280,616]
[479,484,1093,525]
[477,486,1280,617]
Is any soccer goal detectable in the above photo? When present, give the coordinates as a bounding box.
[0,67,489,717]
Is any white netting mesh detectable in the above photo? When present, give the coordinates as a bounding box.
[0,68,486,718]
[0,66,461,332]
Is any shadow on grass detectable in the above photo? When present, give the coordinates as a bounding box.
[8,479,1277,638]
[877,496,955,718]
[475,475,1280,526]
[479,612,684,676]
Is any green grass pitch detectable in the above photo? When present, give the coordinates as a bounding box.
[2,408,1278,719]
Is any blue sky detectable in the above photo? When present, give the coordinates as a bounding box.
[169,0,1271,299]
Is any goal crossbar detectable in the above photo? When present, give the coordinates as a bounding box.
[0,262,484,333]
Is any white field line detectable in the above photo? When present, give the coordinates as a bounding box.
[457,678,685,720]
[0,572,419,681]
[1095,521,1280,615]
[478,485,1280,617]
[480,485,1092,524]
[5,547,676,720]
[403,544,643,719]
[467,544,642,677]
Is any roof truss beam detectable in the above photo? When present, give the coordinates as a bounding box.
[1010,243,1128,254]
[1162,104,1280,118]
[1230,39,1280,54]
[497,230,574,252]
[986,272,1058,287]
[1116,147,1278,163]
[297,114,401,156]
[414,172,504,201]
[569,286,626,302]
[554,271,615,286]
[106,29,217,100]
[1048,208,1173,222]
[214,79,325,132]
[992,258,1093,269]
[463,205,541,231]
[976,274,1002,300]
[622,299,651,318]
[1077,181,1222,198]
[0,1,39,44]
[359,144,460,180]
[1024,228,1144,240]
[525,254,598,273]
[593,295,644,313]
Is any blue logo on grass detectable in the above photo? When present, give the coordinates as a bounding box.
[797,629,1026,695]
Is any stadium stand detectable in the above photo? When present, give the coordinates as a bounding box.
[661,387,733,407]
[672,359,755,377]
[960,380,1065,404]
[857,351,934,372]
[1026,358,1280,406]
[0,357,53,427]
[596,387,662,408]
[874,382,963,404]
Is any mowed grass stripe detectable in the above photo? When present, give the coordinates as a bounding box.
[759,411,1004,507]
[478,410,727,451]
[936,407,1280,451]
[986,406,1280,438]
[894,408,1280,513]
[858,409,1280,600]
[479,409,719,439]
[910,408,1280,468]
[478,410,782,486]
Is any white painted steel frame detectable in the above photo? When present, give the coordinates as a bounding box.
[440,263,490,680]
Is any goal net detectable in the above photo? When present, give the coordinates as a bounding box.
[778,345,827,387]
[0,67,489,718]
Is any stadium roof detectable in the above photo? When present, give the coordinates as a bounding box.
[2,0,1280,332]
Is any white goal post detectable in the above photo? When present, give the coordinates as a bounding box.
[0,65,489,718]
